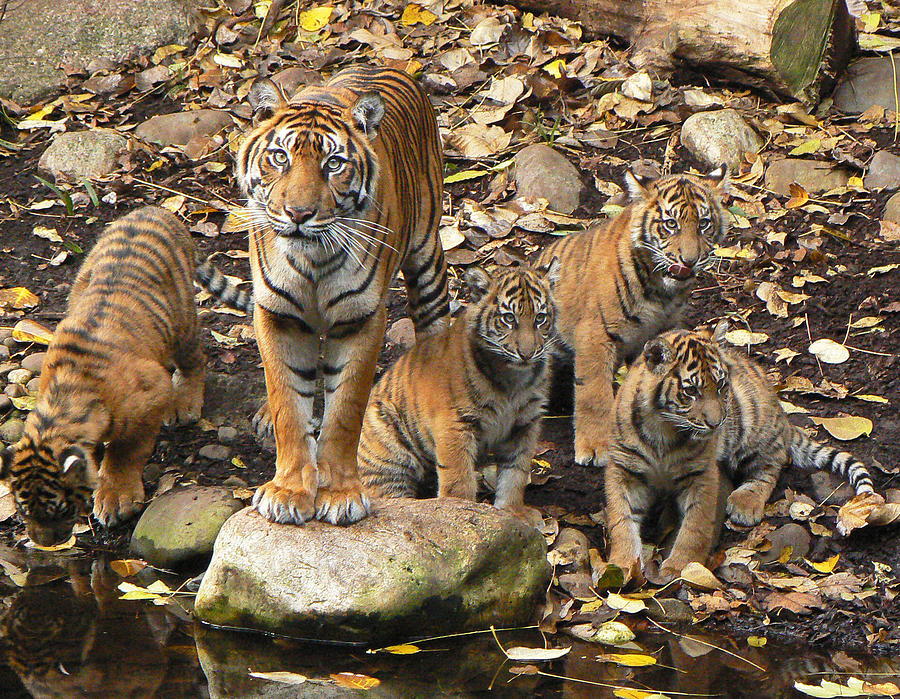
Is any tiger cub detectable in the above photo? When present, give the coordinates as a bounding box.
[358,262,559,523]
[605,325,876,584]
[536,167,728,467]
[215,65,450,526]
[0,207,205,546]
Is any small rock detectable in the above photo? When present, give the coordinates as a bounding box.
[131,485,244,568]
[135,110,232,147]
[549,527,591,572]
[199,444,231,461]
[25,378,41,394]
[4,384,26,399]
[514,144,584,215]
[864,150,900,191]
[885,192,900,224]
[20,352,46,374]
[834,56,900,114]
[0,395,10,412]
[3,338,16,349]
[0,418,25,444]
[222,475,247,488]
[195,499,550,641]
[764,158,850,196]
[557,571,593,597]
[217,426,238,444]
[0,363,16,379]
[386,318,416,350]
[0,328,11,343]
[0,345,9,361]
[142,462,162,484]
[38,128,128,182]
[756,523,811,564]
[6,369,33,385]
[680,109,763,170]
[646,597,693,623]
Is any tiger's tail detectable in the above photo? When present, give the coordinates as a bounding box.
[195,260,254,314]
[789,427,875,495]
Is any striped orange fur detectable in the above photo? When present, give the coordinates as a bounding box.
[536,167,728,467]
[0,207,205,546]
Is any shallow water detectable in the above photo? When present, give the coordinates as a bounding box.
[1,550,897,699]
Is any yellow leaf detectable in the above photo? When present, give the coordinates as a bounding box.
[231,456,246,469]
[855,394,888,404]
[152,44,186,64]
[299,6,333,32]
[444,169,487,184]
[606,592,647,613]
[777,545,793,564]
[12,319,53,345]
[109,559,148,577]
[206,162,228,173]
[381,643,420,655]
[210,329,243,347]
[401,3,437,26]
[809,554,839,573]
[214,53,243,69]
[598,653,657,667]
[161,195,185,213]
[747,636,767,647]
[331,672,380,690]
[789,138,821,156]
[785,183,809,209]
[849,316,882,329]
[808,415,873,441]
[861,11,881,32]
[26,534,76,551]
[0,287,40,310]
[248,670,307,684]
[505,645,571,661]
[544,59,566,79]
[866,263,899,276]
[679,561,723,590]
[254,0,272,20]
[848,175,865,189]
[32,225,62,242]
[614,690,670,699]
[9,395,37,411]
[712,244,757,260]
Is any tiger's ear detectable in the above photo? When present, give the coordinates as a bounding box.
[712,320,729,346]
[536,256,561,289]
[465,267,493,301]
[59,446,97,488]
[248,78,287,121]
[643,337,675,374]
[624,170,654,200]
[706,163,730,192]
[351,92,385,137]
[0,446,13,481]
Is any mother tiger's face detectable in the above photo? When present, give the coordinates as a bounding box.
[466,260,560,364]
[625,167,729,288]
[642,327,730,439]
[236,78,386,240]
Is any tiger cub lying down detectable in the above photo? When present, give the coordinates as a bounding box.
[0,207,205,546]
[358,262,559,523]
[605,324,876,584]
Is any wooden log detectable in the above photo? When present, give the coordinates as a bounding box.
[489,0,855,105]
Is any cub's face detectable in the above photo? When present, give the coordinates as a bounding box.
[625,168,729,288]
[237,79,386,241]
[643,329,729,439]
[1,439,98,547]
[466,260,560,364]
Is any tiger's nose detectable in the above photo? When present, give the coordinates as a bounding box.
[285,206,316,224]
[678,253,698,268]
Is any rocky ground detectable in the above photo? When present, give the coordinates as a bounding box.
[0,0,898,664]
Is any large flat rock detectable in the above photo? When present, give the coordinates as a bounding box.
[0,0,203,105]
[195,499,550,643]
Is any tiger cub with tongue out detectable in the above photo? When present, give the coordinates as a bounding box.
[536,167,729,468]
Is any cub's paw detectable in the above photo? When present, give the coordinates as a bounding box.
[607,554,645,587]
[251,402,275,447]
[93,481,145,527]
[652,558,689,586]
[172,369,204,424]
[574,437,609,468]
[315,485,370,525]
[726,488,766,526]
[252,481,316,524]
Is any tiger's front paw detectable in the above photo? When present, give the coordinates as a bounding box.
[607,553,645,587]
[726,487,766,526]
[574,436,610,468]
[315,484,370,525]
[252,481,316,524]
[93,480,145,527]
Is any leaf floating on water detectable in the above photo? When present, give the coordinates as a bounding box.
[109,559,148,577]
[118,579,175,602]
[808,415,873,441]
[808,338,850,364]
[565,620,635,645]
[331,672,380,690]
[596,653,657,667]
[505,645,571,662]
[614,689,671,699]
[26,534,77,551]
[794,677,899,697]
[605,592,647,614]
[248,670,308,685]
[381,644,421,655]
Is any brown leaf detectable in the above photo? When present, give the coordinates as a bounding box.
[785,183,810,209]
[331,673,380,690]
[836,492,884,536]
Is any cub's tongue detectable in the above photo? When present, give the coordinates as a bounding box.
[667,263,693,280]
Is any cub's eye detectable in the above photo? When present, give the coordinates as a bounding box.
[500,312,517,326]
[534,312,548,326]
[682,383,700,399]
[269,149,289,167]
[661,217,679,233]
[699,216,712,231]
[323,155,346,173]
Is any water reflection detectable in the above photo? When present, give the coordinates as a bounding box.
[0,551,897,698]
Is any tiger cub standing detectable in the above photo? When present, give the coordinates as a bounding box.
[536,168,728,467]
[605,325,876,584]
[358,262,559,523]
[0,207,205,546]
[218,65,450,526]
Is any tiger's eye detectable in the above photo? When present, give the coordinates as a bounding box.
[662,217,678,233]
[324,155,346,173]
[682,383,700,399]
[501,312,516,326]
[270,149,289,166]
[699,217,712,231]
[535,312,548,326]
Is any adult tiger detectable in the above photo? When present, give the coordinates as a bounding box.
[536,167,728,468]
[228,65,450,526]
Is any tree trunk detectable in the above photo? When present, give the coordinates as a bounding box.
[491,0,854,106]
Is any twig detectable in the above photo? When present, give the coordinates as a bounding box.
[646,617,766,673]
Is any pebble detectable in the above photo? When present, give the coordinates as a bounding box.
[217,426,238,444]
[0,395,10,412]
[2,338,15,349]
[0,345,9,361]
[25,378,41,393]
[4,384,26,398]
[0,328,12,342]
[6,369,33,385]
[764,158,850,196]
[756,523,810,564]
[0,418,25,444]
[38,128,128,182]
[222,475,247,488]
[864,150,900,191]
[680,108,763,170]
[885,192,900,224]
[20,352,46,374]
[198,444,231,461]
[514,144,584,215]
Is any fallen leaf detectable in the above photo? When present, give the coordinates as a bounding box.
[12,319,53,344]
[854,394,889,404]
[32,225,62,242]
[444,169,486,184]
[866,502,900,528]
[248,670,308,684]
[724,329,769,347]
[565,620,635,645]
[808,554,839,574]
[401,3,437,26]
[596,653,657,667]
[331,672,380,690]
[109,559,148,577]
[679,562,724,590]
[0,287,40,310]
[505,645,571,661]
[785,183,810,209]
[866,263,899,277]
[795,677,899,697]
[299,6,333,32]
[808,338,850,364]
[836,492,884,536]
[849,316,883,329]
[614,690,671,699]
[808,415,872,441]
[470,16,504,45]
[26,534,76,551]
[381,644,420,655]
[605,592,647,614]
[747,636,767,647]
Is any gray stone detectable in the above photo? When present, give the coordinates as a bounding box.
[864,150,900,191]
[680,109,763,170]
[514,144,584,214]
[809,471,854,505]
[198,444,231,461]
[135,110,232,146]
[195,499,550,642]
[25,378,41,394]
[131,485,243,568]
[764,158,851,196]
[6,369,32,385]
[834,56,900,114]
[0,395,10,413]
[646,597,693,623]
[0,419,25,444]
[0,345,9,361]
[756,523,811,564]
[20,352,46,374]
[4,384,25,399]
[886,192,900,223]
[386,318,415,350]
[39,129,128,182]
[217,426,238,444]
[0,328,12,342]
[201,371,266,432]
[0,0,203,105]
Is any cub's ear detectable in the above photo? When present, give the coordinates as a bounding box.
[0,446,13,481]
[706,163,730,192]
[59,446,97,488]
[351,92,385,137]
[536,257,561,289]
[712,320,729,346]
[643,337,674,374]
[465,267,493,301]
[624,170,654,200]
[248,78,287,121]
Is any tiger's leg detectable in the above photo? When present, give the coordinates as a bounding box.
[315,307,386,524]
[433,422,478,501]
[494,418,543,527]
[401,230,451,337]
[251,307,319,524]
[573,325,618,466]
[357,400,420,498]
[605,457,650,584]
[171,324,206,425]
[726,457,784,526]
[658,464,721,582]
